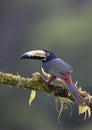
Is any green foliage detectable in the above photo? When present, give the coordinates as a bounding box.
[29,90,36,106]
[55,97,73,122]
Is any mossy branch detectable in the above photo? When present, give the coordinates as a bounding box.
[0,71,92,108]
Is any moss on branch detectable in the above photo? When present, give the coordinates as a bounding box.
[0,71,92,108]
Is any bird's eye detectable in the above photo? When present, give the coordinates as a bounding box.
[46,52,51,57]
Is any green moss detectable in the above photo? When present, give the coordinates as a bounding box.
[0,71,92,108]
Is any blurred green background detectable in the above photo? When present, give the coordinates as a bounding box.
[0,0,92,130]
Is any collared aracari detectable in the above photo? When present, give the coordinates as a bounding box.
[20,49,85,105]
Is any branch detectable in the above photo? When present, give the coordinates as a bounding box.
[0,71,68,96]
[0,71,92,108]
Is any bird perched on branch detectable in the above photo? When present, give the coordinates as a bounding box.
[20,49,85,106]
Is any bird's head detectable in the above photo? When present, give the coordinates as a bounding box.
[20,49,57,62]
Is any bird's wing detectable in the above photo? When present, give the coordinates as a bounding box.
[47,58,73,78]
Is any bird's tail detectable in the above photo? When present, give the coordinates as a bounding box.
[65,81,84,105]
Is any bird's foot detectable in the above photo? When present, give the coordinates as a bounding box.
[43,80,50,87]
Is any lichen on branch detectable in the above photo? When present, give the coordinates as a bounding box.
[0,71,92,107]
[0,71,92,119]
[0,71,69,96]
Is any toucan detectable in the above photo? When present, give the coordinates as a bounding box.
[20,49,85,105]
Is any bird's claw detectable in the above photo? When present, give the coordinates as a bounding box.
[43,81,50,87]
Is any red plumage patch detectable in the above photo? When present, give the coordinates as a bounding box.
[59,75,72,84]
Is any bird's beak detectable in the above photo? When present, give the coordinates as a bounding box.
[20,50,46,60]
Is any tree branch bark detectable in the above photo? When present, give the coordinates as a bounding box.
[0,71,92,108]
